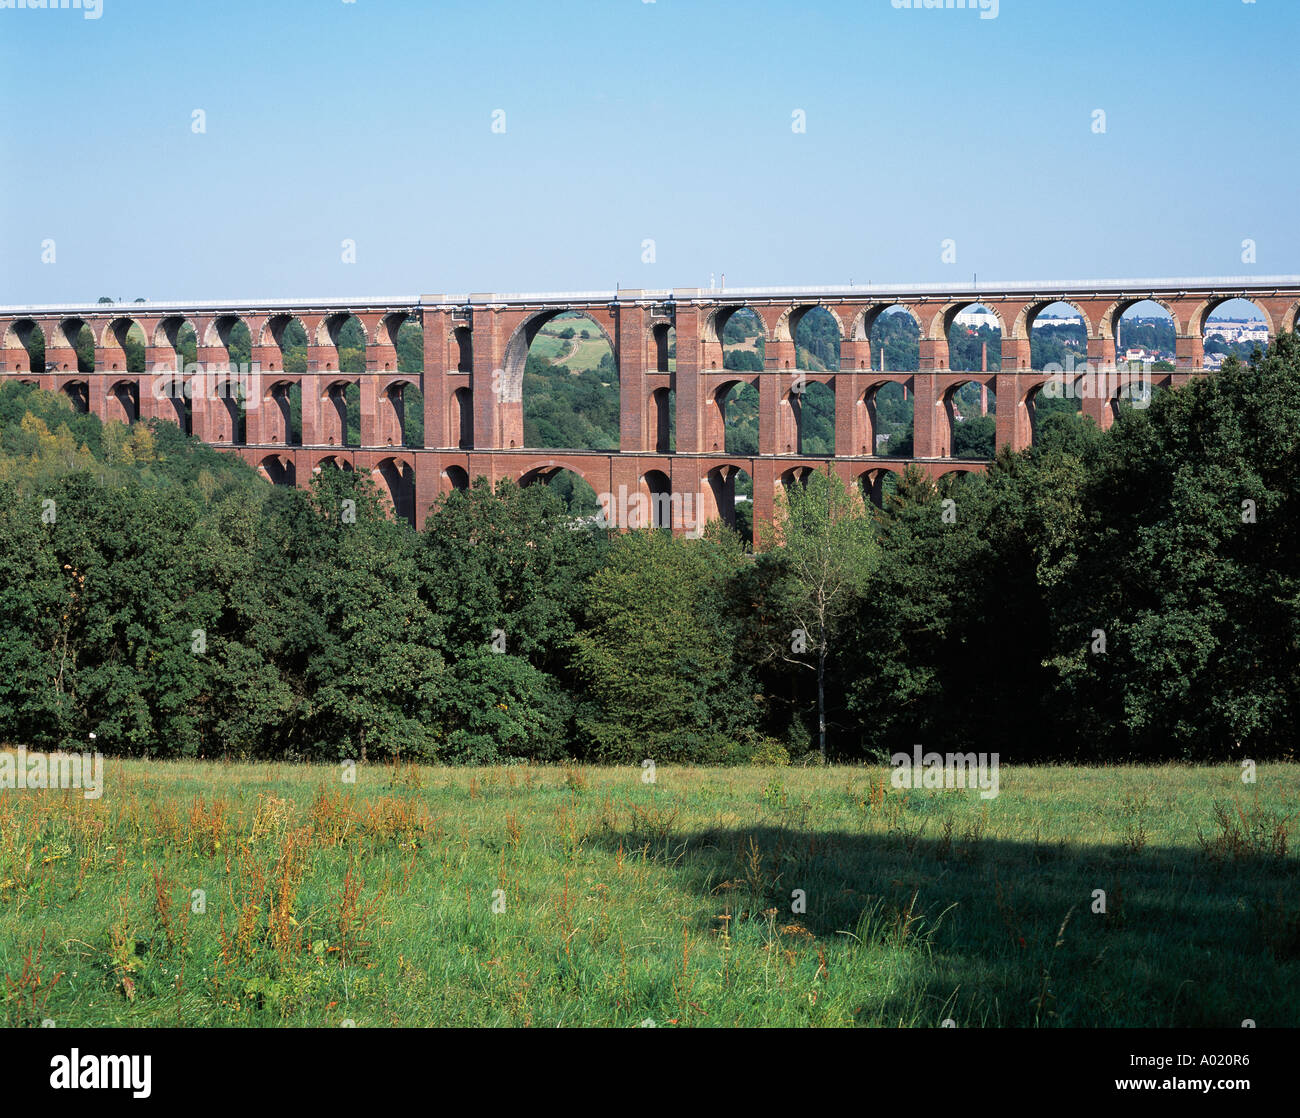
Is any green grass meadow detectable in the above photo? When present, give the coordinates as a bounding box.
[2,760,1297,1027]
[532,323,613,372]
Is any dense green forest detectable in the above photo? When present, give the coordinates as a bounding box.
[2,332,1298,764]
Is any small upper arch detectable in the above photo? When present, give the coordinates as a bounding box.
[1010,299,1095,341]
[1098,297,1182,339]
[772,303,845,344]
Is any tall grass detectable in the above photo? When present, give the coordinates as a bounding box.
[0,760,1296,1027]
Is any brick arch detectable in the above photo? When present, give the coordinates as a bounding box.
[96,317,147,373]
[2,318,33,347]
[372,453,415,473]
[257,453,296,486]
[1098,297,1182,339]
[700,458,754,478]
[3,317,38,348]
[501,308,616,390]
[1010,299,1096,341]
[1009,376,1060,452]
[932,373,998,459]
[104,377,139,423]
[376,311,414,349]
[847,305,877,341]
[448,385,472,450]
[57,375,90,399]
[1187,295,1275,339]
[705,376,758,454]
[636,468,683,531]
[152,315,197,350]
[376,377,419,448]
[305,449,356,472]
[855,462,905,508]
[450,323,474,373]
[2,318,42,372]
[200,314,249,349]
[54,317,90,351]
[854,462,905,483]
[702,462,752,532]
[854,303,925,342]
[779,465,819,492]
[853,376,913,457]
[441,464,470,494]
[258,313,311,349]
[648,317,675,373]
[704,304,769,347]
[314,375,358,448]
[857,374,913,398]
[256,378,299,445]
[926,301,1008,344]
[315,312,370,347]
[372,455,417,525]
[517,457,593,486]
[379,373,420,395]
[96,316,146,349]
[772,303,845,344]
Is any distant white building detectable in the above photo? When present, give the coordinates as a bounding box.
[953,311,1001,331]
[951,311,1081,332]
[1205,318,1268,343]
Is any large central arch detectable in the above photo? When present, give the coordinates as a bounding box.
[505,310,619,451]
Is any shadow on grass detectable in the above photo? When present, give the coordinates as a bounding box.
[592,819,1300,1027]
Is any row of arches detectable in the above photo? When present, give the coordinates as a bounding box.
[26,357,1156,465]
[456,459,986,542]
[258,452,982,543]
[255,449,989,540]
[699,296,1290,362]
[3,310,421,370]
[257,454,418,525]
[36,371,427,450]
[4,297,1285,382]
[2,296,1281,461]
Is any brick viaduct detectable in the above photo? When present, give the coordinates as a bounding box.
[3,276,1299,546]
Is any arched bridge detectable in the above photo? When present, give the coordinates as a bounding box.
[3,275,1297,545]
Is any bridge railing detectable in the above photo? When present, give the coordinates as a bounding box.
[2,275,1299,316]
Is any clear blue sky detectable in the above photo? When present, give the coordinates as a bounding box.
[1,0,1296,302]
